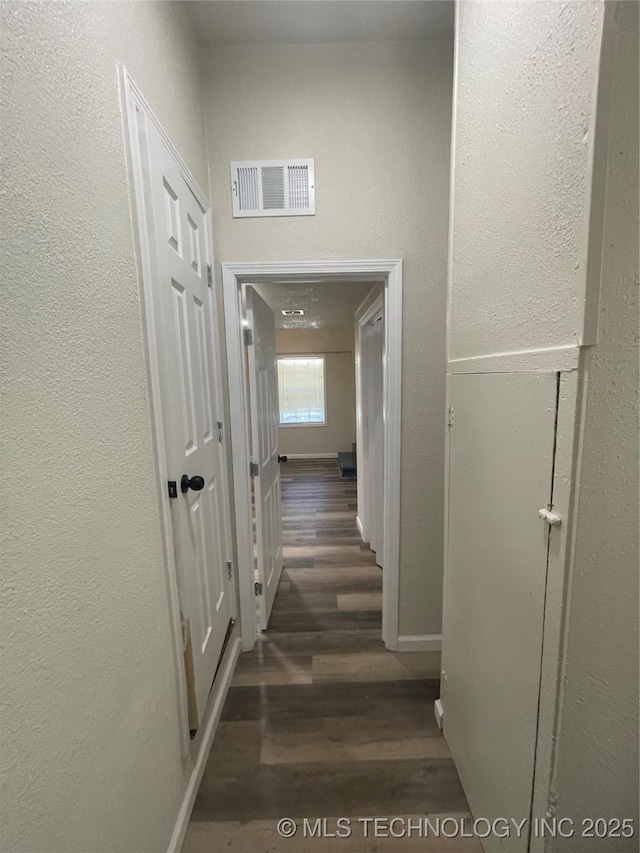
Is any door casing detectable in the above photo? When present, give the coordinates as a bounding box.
[222,260,403,651]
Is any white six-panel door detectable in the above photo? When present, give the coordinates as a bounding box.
[246,287,283,629]
[146,121,234,727]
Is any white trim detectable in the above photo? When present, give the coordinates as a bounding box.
[167,635,241,853]
[356,515,367,542]
[284,453,337,460]
[396,634,442,652]
[223,260,402,652]
[382,263,402,650]
[447,344,581,375]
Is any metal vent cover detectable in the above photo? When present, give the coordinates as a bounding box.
[230,159,315,218]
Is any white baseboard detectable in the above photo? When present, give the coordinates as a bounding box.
[356,515,369,543]
[167,634,241,853]
[396,633,442,652]
[434,698,444,730]
[284,453,338,460]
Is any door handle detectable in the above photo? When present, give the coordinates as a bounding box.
[181,474,205,493]
[278,455,288,463]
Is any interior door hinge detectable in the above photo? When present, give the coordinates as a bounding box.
[250,460,259,478]
[254,581,263,596]
[217,420,224,442]
[226,559,233,580]
[243,327,254,346]
[207,264,213,287]
[447,406,454,428]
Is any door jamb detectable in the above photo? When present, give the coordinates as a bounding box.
[222,260,403,651]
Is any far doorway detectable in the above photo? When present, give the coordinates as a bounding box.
[245,279,382,630]
[222,261,403,651]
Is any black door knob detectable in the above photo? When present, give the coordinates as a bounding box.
[278,455,288,463]
[181,474,205,494]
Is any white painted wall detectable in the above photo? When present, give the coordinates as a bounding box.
[201,40,454,636]
[448,1,605,363]
[1,3,209,850]
[276,329,356,457]
[549,3,639,844]
[444,0,638,839]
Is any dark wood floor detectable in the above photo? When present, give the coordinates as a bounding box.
[183,460,477,852]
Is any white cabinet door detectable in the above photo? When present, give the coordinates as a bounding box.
[442,372,558,852]
[246,287,283,628]
[147,122,234,728]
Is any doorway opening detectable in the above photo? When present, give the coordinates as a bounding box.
[222,261,403,651]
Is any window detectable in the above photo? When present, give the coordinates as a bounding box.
[277,356,326,425]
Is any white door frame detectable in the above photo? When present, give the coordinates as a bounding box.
[119,69,240,755]
[222,260,403,651]
[354,290,384,549]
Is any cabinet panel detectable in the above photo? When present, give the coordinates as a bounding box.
[442,372,558,851]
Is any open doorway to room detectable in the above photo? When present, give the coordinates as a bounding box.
[241,277,384,641]
[221,261,406,653]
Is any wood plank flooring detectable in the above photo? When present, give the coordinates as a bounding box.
[183,460,477,852]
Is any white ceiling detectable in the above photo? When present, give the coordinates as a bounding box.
[187,1,454,47]
[252,281,378,329]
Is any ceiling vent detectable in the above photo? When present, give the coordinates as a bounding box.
[281,309,305,316]
[230,159,315,218]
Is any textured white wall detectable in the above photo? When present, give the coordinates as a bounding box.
[276,329,356,456]
[448,1,604,362]
[1,2,208,850]
[201,41,453,636]
[446,0,637,837]
[550,3,639,844]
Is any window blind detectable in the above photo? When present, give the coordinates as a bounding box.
[277,357,326,425]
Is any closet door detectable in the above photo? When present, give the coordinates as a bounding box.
[441,372,559,852]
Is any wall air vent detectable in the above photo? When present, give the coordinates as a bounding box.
[230,159,315,218]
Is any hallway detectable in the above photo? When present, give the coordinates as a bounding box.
[183,460,478,852]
